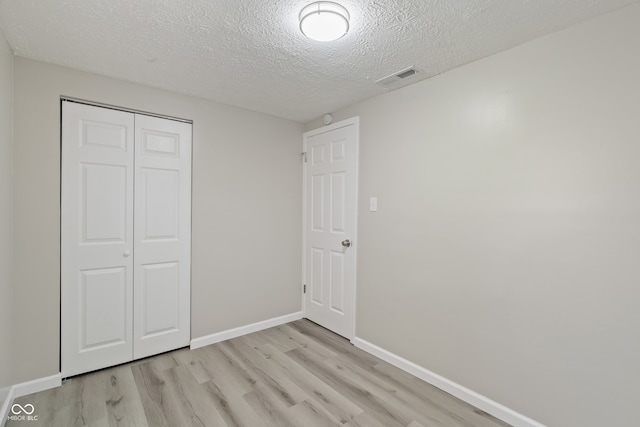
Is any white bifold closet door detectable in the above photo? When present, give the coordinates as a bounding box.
[61,101,191,377]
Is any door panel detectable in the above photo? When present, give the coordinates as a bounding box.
[312,175,325,231]
[80,267,127,349]
[311,248,324,305]
[82,163,128,242]
[139,168,180,240]
[62,102,134,377]
[81,121,128,150]
[133,114,191,360]
[331,172,346,232]
[304,119,358,339]
[141,129,181,157]
[330,251,345,313]
[140,262,180,337]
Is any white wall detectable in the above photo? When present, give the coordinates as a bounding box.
[306,5,640,427]
[12,58,303,384]
[0,32,14,408]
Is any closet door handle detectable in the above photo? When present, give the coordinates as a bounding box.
[123,250,131,257]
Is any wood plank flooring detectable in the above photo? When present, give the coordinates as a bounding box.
[7,320,512,427]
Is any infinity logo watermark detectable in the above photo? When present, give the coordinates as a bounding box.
[12,404,35,415]
[7,403,38,421]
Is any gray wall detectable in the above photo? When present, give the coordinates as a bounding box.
[0,32,14,406]
[306,6,640,427]
[12,58,303,384]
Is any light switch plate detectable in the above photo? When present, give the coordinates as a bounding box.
[369,197,378,212]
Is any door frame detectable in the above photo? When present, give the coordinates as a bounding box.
[301,116,360,340]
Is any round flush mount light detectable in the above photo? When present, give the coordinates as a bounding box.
[299,1,350,42]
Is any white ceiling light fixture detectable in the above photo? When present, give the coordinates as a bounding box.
[299,1,350,42]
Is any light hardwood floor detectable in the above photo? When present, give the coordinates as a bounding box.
[7,320,512,427]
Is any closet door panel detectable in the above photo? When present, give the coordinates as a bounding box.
[61,102,135,377]
[140,262,180,335]
[133,114,192,359]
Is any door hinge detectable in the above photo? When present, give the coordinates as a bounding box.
[303,284,307,293]
[301,152,308,163]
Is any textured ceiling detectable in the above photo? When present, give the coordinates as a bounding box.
[0,0,637,122]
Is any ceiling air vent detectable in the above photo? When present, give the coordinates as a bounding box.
[375,66,419,86]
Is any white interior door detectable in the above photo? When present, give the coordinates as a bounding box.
[61,102,135,377]
[133,114,191,359]
[62,101,192,376]
[303,118,358,339]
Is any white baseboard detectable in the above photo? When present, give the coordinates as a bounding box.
[190,311,304,350]
[12,373,62,399]
[0,386,14,427]
[351,337,546,427]
[0,373,61,427]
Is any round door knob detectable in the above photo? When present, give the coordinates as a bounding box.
[341,239,351,248]
[123,250,131,257]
